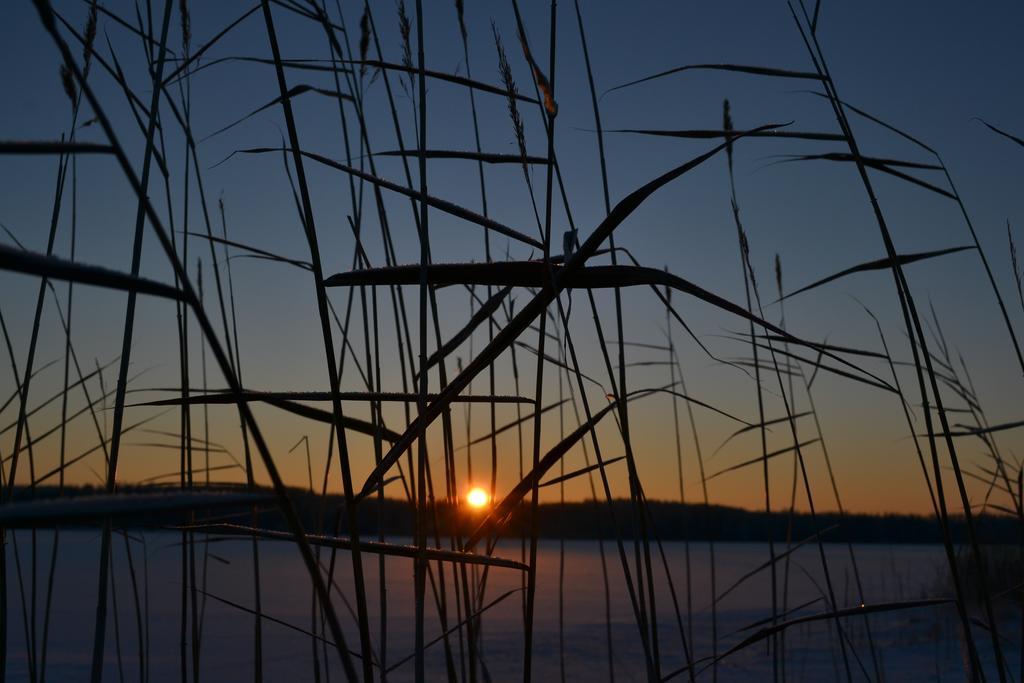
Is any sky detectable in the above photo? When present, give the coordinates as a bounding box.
[1,1,1023,515]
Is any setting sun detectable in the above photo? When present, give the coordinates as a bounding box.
[466,487,489,509]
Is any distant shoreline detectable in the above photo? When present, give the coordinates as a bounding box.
[8,485,1018,544]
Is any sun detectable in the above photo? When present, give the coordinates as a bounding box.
[466,487,489,509]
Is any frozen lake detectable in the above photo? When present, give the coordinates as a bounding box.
[4,530,1015,681]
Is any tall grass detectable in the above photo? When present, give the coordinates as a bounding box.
[1,1,1022,682]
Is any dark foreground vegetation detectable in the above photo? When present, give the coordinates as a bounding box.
[3,0,1024,680]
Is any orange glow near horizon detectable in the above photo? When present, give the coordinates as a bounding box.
[467,487,489,509]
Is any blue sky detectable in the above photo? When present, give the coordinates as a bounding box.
[1,1,1023,513]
